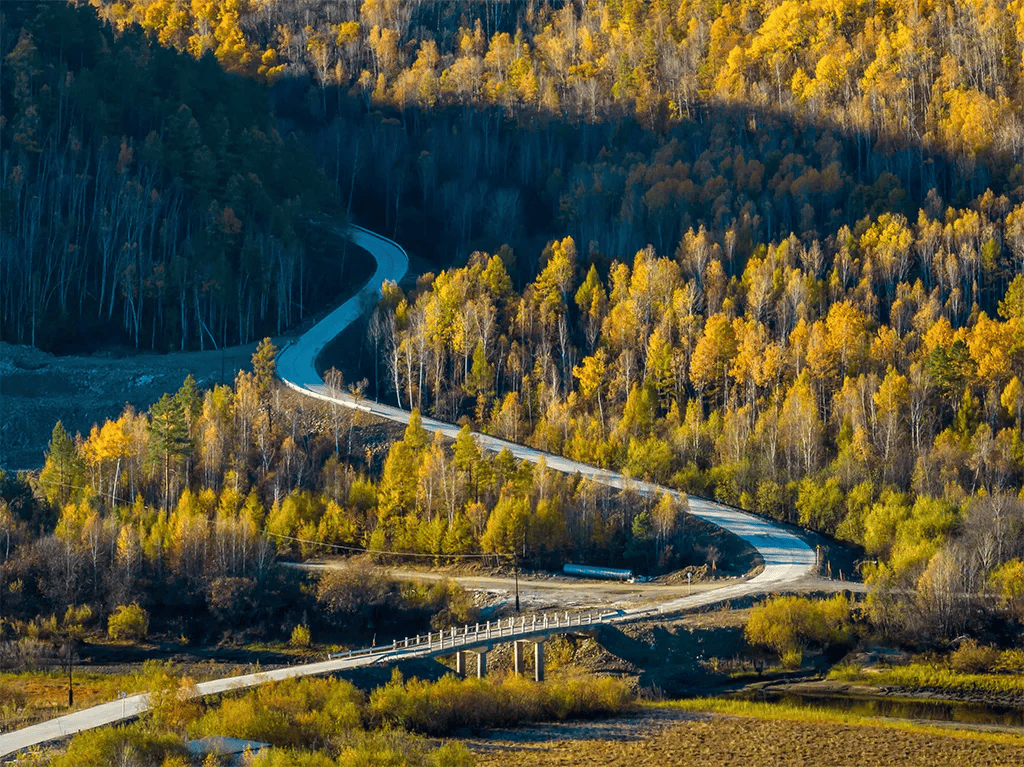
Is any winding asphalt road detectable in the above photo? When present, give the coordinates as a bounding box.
[275,225,817,596]
[0,223,816,760]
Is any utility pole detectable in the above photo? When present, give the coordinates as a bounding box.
[512,551,520,614]
[67,635,74,708]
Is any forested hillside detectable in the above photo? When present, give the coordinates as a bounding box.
[0,3,340,352]
[2,0,1023,650]
[6,1,1024,350]
[1,340,721,653]
[91,0,1024,261]
[100,0,1024,166]
[372,242,1024,637]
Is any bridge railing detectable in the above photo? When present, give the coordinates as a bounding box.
[328,608,618,661]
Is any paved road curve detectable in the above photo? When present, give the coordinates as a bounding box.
[276,225,409,392]
[0,223,815,760]
[276,225,817,596]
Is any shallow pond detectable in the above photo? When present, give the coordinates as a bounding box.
[735,690,1024,728]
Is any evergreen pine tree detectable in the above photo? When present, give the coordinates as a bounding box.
[148,394,190,511]
[39,421,85,509]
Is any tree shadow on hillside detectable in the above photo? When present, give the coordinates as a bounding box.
[279,74,1010,287]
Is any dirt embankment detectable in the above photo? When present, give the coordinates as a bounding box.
[0,340,266,471]
[1,226,380,472]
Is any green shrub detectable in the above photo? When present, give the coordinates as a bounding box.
[366,669,633,735]
[246,730,469,767]
[49,724,185,767]
[427,742,475,767]
[949,640,998,674]
[744,594,855,663]
[107,603,149,642]
[252,749,335,767]
[781,648,803,669]
[197,676,364,747]
[144,671,201,734]
[290,624,311,648]
[826,663,861,681]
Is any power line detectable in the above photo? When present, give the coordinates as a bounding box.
[263,530,500,560]
[36,482,503,562]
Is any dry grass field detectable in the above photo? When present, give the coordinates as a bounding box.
[469,707,1024,767]
[0,671,145,732]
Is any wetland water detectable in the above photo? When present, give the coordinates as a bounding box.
[737,690,1024,728]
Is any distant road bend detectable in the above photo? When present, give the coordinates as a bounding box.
[0,223,816,760]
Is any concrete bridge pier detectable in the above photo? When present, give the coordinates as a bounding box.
[476,651,487,678]
[455,651,466,676]
[511,640,545,681]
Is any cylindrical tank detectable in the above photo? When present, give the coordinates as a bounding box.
[562,563,634,581]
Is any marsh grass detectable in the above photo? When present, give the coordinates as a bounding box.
[827,663,1024,699]
[659,697,1024,746]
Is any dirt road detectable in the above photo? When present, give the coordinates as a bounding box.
[300,562,867,613]
[302,561,744,611]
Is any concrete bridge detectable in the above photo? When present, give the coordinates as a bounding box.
[329,609,614,682]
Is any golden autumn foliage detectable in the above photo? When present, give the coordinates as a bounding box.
[90,0,1024,168]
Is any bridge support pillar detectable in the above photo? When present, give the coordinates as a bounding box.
[455,651,466,676]
[476,651,487,678]
[513,641,525,675]
[534,641,545,682]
